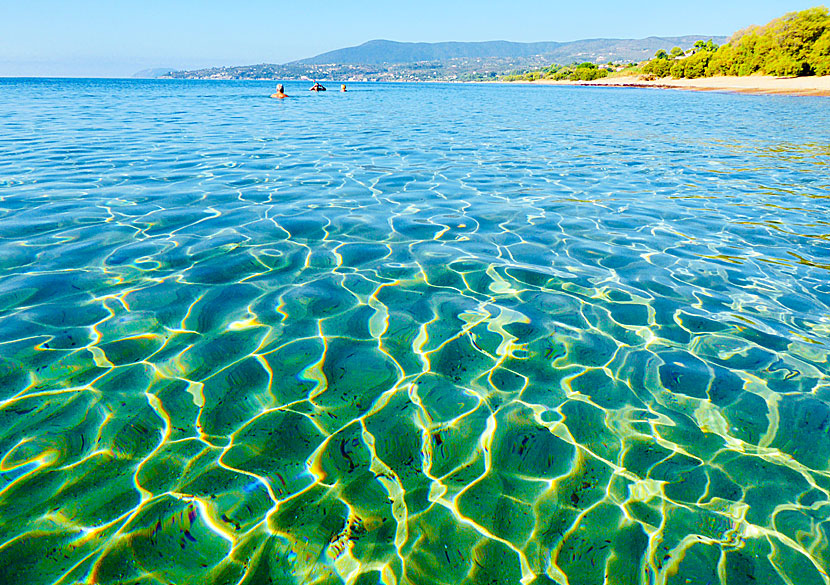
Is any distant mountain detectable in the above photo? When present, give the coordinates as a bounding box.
[164,35,728,82]
[293,37,728,66]
[294,40,567,65]
[133,68,175,79]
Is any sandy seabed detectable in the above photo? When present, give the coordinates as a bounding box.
[530,75,830,96]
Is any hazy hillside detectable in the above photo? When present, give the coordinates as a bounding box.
[132,68,175,79]
[294,36,727,66]
[295,40,567,64]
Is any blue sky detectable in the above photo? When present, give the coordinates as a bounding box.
[0,0,819,77]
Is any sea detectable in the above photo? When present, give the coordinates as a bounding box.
[1,78,829,585]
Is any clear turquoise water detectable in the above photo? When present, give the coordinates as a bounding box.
[1,78,830,585]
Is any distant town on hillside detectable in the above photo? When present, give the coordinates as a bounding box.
[147,36,727,82]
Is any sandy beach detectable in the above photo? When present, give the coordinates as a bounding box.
[530,75,830,96]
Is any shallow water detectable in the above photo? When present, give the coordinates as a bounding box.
[1,78,830,585]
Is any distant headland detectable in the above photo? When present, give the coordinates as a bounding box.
[132,68,175,79]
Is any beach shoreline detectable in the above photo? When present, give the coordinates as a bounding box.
[522,75,830,96]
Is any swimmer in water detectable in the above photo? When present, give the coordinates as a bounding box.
[310,82,326,91]
[341,84,347,92]
[270,84,287,99]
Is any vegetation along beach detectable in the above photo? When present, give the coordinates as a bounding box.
[1,3,830,585]
[510,7,830,95]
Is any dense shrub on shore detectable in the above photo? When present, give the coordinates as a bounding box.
[643,40,718,78]
[644,6,830,78]
[502,6,830,81]
[552,62,610,81]
[501,62,612,82]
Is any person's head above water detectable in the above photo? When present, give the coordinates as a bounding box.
[341,84,347,92]
[271,84,287,99]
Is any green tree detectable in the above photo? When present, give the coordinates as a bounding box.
[670,46,684,58]
[644,7,830,78]
[705,7,830,77]
[810,29,830,74]
[707,43,737,75]
[643,58,672,77]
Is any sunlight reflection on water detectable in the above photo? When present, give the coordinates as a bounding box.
[0,79,829,585]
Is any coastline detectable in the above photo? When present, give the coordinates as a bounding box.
[526,75,830,96]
